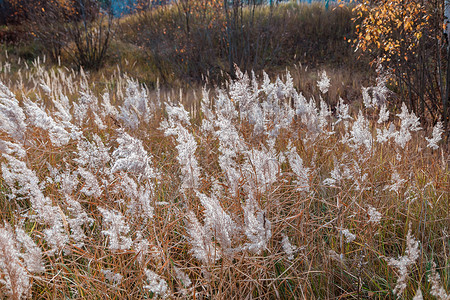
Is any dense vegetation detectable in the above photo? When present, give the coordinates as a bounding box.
[0,0,448,299]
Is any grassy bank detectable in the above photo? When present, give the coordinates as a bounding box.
[115,2,362,85]
[1,2,367,86]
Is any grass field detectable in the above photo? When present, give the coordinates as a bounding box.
[0,53,448,299]
[0,1,449,299]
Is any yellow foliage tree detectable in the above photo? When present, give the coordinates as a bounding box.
[351,0,448,131]
[352,0,429,64]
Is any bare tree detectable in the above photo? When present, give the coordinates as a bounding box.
[67,0,113,70]
[24,0,113,70]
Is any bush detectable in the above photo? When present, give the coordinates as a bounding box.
[7,0,115,69]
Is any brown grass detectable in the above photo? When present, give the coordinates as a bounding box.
[0,53,448,299]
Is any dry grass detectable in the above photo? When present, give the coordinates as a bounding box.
[0,53,448,300]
